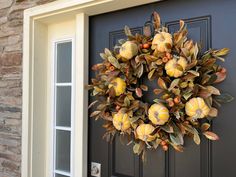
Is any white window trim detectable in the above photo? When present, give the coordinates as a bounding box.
[22,0,160,177]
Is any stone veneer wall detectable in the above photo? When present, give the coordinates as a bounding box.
[0,0,55,176]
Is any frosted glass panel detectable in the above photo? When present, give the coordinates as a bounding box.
[56,42,72,83]
[56,86,71,127]
[55,174,69,177]
[55,130,71,172]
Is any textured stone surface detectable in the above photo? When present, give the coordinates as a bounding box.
[0,0,55,176]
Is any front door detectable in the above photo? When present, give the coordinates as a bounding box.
[89,0,236,177]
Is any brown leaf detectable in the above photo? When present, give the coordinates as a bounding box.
[140,85,148,91]
[172,144,184,152]
[90,111,101,117]
[206,86,220,95]
[153,11,161,29]
[109,86,116,97]
[143,25,152,37]
[179,20,185,31]
[193,128,200,145]
[135,88,143,97]
[214,71,226,83]
[214,48,230,56]
[203,131,219,141]
[208,107,218,117]
[88,100,99,109]
[201,123,211,132]
[153,88,163,95]
[157,77,167,90]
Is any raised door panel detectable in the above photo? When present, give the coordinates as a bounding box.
[166,16,211,177]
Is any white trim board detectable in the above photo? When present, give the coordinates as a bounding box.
[22,0,161,177]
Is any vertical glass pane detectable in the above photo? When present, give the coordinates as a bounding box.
[55,174,69,177]
[55,130,71,172]
[56,42,72,83]
[56,86,71,127]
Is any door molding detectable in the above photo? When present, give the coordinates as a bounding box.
[22,0,161,177]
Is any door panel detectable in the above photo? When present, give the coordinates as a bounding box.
[89,0,236,177]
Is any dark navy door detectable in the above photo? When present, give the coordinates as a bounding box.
[89,0,236,177]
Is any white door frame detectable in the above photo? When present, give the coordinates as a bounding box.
[22,0,160,177]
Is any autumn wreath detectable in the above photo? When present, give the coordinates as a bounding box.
[88,12,233,159]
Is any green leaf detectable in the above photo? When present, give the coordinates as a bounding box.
[108,56,120,69]
[168,78,180,91]
[124,96,130,107]
[183,92,193,100]
[148,69,156,80]
[129,116,140,123]
[104,48,112,56]
[133,142,144,155]
[161,124,174,133]
[153,138,162,149]
[136,64,144,78]
[170,133,184,145]
[187,70,200,77]
[100,53,107,60]
[215,93,234,103]
[124,25,132,36]
[118,39,126,45]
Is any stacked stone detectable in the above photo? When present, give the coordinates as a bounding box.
[0,0,54,176]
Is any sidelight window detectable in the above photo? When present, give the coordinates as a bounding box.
[53,40,74,177]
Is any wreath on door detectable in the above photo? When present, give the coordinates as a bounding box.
[88,12,233,160]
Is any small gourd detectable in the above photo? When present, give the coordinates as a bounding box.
[185,97,210,119]
[136,124,155,142]
[119,41,138,60]
[152,32,173,52]
[165,56,187,78]
[113,111,131,131]
[148,103,169,125]
[108,77,126,96]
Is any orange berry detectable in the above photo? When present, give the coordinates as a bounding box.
[166,52,172,59]
[116,105,121,111]
[109,66,115,71]
[168,100,174,107]
[162,57,169,63]
[143,43,150,49]
[174,96,181,104]
[160,140,167,146]
[220,67,226,73]
[184,121,189,125]
[162,145,168,151]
